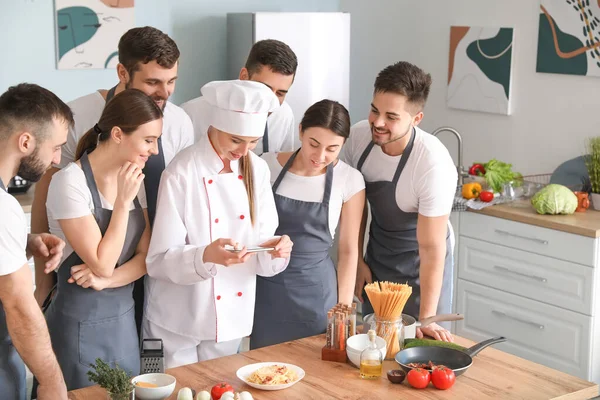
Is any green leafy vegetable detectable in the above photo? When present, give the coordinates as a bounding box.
[87,358,133,397]
[474,159,521,193]
[531,184,577,215]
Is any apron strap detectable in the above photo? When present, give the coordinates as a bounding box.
[356,141,376,172]
[272,149,300,192]
[105,85,117,103]
[261,123,269,154]
[391,127,417,185]
[272,149,334,206]
[80,152,142,212]
[143,136,165,227]
[79,152,103,212]
[322,162,334,206]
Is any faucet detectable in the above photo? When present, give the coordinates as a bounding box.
[431,126,469,185]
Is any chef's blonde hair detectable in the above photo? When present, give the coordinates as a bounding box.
[239,154,255,226]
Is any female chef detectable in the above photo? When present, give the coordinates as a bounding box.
[143,79,293,368]
[251,100,365,349]
[40,89,161,391]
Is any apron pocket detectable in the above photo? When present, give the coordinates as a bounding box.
[268,279,324,323]
[78,306,138,368]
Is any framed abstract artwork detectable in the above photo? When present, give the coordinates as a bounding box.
[447,26,515,115]
[54,0,134,70]
[536,0,600,77]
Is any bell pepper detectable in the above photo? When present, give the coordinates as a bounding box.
[462,182,482,199]
[469,163,486,176]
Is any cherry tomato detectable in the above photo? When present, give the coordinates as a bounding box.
[479,191,494,202]
[407,368,430,389]
[210,382,234,400]
[431,365,456,390]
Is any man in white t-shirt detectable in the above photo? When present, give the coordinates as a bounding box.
[182,39,297,154]
[31,26,194,333]
[341,62,458,342]
[0,83,74,400]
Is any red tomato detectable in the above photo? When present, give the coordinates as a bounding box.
[210,382,234,400]
[479,191,494,202]
[431,365,456,390]
[407,368,430,389]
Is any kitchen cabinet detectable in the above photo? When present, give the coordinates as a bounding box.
[455,202,600,383]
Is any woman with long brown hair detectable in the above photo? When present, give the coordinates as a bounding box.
[39,89,162,391]
[142,80,292,368]
[250,100,365,349]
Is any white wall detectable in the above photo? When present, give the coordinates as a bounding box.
[1,1,339,105]
[340,0,600,175]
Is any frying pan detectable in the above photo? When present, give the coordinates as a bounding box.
[395,336,506,377]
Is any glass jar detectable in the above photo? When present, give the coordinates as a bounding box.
[370,315,404,360]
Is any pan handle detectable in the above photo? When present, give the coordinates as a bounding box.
[465,336,507,357]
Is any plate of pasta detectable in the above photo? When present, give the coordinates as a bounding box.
[236,362,305,391]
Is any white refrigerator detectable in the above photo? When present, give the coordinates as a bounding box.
[227,12,351,149]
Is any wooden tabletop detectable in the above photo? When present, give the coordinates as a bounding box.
[68,335,598,400]
[471,199,600,238]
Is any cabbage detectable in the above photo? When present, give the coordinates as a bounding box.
[530,184,578,215]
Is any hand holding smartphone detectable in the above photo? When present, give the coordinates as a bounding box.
[224,245,276,253]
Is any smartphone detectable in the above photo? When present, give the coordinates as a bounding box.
[224,245,275,253]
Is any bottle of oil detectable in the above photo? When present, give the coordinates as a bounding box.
[359,329,382,379]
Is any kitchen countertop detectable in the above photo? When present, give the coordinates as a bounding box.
[11,185,34,213]
[67,335,598,399]
[471,199,600,238]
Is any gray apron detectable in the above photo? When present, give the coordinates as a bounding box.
[357,129,453,323]
[107,85,165,335]
[0,178,27,400]
[34,152,145,394]
[250,150,337,349]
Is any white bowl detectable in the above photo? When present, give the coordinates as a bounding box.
[346,334,387,368]
[132,373,176,400]
[236,362,305,391]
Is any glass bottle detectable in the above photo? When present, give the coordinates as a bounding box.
[359,329,383,379]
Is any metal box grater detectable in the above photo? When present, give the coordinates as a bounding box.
[140,338,165,373]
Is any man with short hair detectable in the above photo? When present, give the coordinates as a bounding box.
[342,61,457,342]
[31,26,194,334]
[182,39,298,154]
[0,83,74,400]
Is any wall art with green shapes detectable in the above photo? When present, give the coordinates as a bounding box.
[55,0,134,70]
[447,26,515,115]
[536,0,600,77]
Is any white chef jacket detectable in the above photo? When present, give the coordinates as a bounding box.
[181,95,295,154]
[144,135,288,343]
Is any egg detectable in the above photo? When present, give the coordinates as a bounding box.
[196,391,211,400]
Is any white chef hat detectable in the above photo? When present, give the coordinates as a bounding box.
[201,79,280,137]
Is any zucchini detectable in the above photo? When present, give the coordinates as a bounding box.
[404,338,467,352]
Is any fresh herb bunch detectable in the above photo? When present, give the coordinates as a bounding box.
[585,137,600,194]
[87,358,134,396]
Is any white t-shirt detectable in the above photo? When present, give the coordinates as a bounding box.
[0,187,28,276]
[46,163,148,266]
[56,91,194,169]
[341,120,458,218]
[181,96,295,154]
[261,153,365,239]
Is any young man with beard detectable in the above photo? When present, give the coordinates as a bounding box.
[341,62,457,342]
[182,39,297,154]
[0,83,74,400]
[31,26,194,334]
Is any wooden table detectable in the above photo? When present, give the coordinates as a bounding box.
[68,335,598,399]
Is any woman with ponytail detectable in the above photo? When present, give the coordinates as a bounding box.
[143,80,292,368]
[39,89,162,391]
